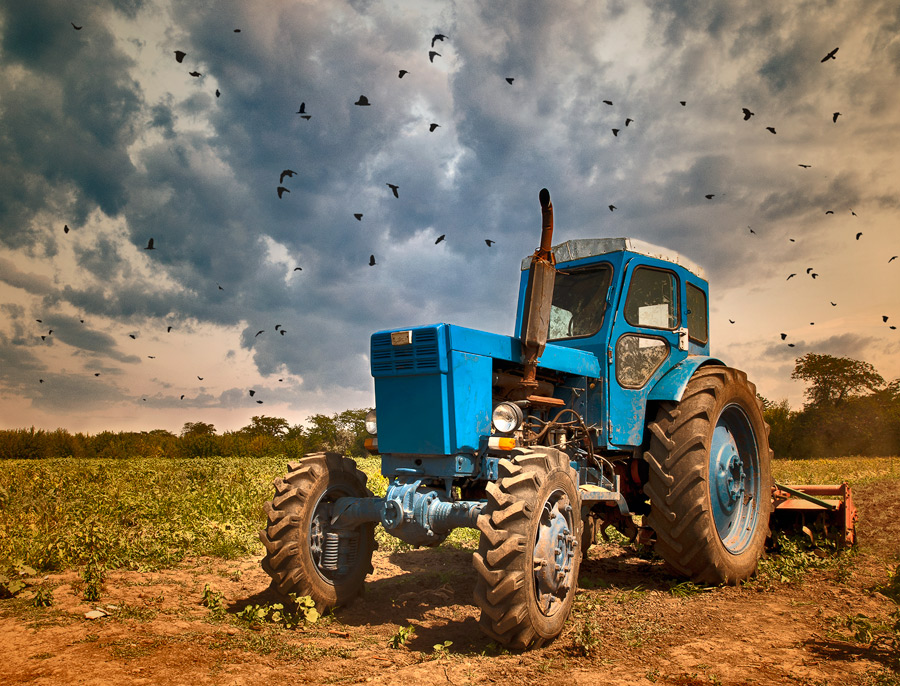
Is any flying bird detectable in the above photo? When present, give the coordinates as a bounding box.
[429,123,440,132]
[798,164,812,168]
[431,33,446,47]
[275,325,281,331]
[297,103,310,119]
[602,100,613,106]
[505,77,514,84]
[174,50,186,63]
[749,227,756,234]
[249,390,256,396]
[293,266,302,271]
[94,373,100,376]
[255,330,264,337]
[197,376,204,380]
[435,234,445,244]
[39,379,44,383]
[145,238,155,250]
[729,319,735,324]
[786,274,796,280]
[856,232,863,240]
[354,213,363,221]
[188,71,201,77]
[234,29,241,32]
[64,224,69,233]
[883,315,889,323]
[825,210,834,214]
[369,255,376,266]
[788,343,795,348]
[705,194,715,199]
[889,256,898,263]
[167,326,173,332]
[129,334,136,340]
[780,333,787,340]
[386,183,399,198]
[831,302,837,306]
[766,126,776,134]
[679,101,686,106]
[215,89,220,98]
[625,118,633,126]
[428,51,441,63]
[277,186,290,198]
[180,395,185,400]
[398,70,408,78]
[217,283,224,290]
[71,23,82,30]
[832,112,841,123]
[256,400,263,404]
[609,205,617,212]
[811,273,818,279]
[280,329,286,335]
[354,95,371,106]
[742,108,754,120]
[821,47,839,62]
[612,128,619,136]
[485,239,495,247]
[280,169,296,184]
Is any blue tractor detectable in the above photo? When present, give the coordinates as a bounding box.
[260,188,775,649]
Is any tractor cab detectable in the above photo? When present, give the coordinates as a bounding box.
[516,238,718,448]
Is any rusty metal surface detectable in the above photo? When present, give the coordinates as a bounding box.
[771,482,858,547]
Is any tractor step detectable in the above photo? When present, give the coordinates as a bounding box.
[770,482,858,547]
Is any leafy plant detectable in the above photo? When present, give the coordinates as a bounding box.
[31,584,54,607]
[81,560,105,601]
[389,624,416,649]
[570,619,601,657]
[432,640,453,655]
[201,583,225,615]
[668,581,706,598]
[235,594,319,629]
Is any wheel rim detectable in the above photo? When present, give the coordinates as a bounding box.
[709,403,761,555]
[531,488,577,616]
[309,487,361,583]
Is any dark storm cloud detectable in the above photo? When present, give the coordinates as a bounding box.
[0,0,143,250]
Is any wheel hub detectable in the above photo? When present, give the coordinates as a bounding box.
[532,493,576,616]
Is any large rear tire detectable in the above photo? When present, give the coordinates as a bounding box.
[644,366,773,584]
[259,452,375,608]
[473,447,581,649]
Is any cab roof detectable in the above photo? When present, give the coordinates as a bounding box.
[521,237,706,281]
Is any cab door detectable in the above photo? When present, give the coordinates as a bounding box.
[606,258,687,446]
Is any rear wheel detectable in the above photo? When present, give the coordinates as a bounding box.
[644,366,773,584]
[259,452,375,608]
[473,447,581,649]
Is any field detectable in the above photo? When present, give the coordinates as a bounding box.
[1,456,898,686]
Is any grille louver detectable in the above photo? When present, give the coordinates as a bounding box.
[371,327,441,375]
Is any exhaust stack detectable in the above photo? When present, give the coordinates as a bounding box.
[518,188,559,401]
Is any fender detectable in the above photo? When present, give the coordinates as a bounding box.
[648,355,726,403]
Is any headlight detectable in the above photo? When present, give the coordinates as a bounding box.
[365,409,377,435]
[492,402,523,433]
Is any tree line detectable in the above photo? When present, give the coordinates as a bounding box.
[0,410,370,461]
[1,353,898,460]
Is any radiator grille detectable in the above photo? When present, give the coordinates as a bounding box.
[371,327,441,375]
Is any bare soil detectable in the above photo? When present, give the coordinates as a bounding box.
[2,481,898,686]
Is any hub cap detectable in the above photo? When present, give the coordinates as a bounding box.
[532,489,577,616]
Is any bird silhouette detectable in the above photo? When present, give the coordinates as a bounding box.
[64,224,69,233]
[354,213,363,221]
[249,390,255,396]
[293,266,302,271]
[188,71,201,77]
[217,283,224,290]
[39,379,44,383]
[71,23,82,30]
[275,325,281,331]
[705,194,715,199]
[94,372,101,376]
[625,118,633,126]
[833,112,841,123]
[174,50,186,63]
[129,334,136,339]
[787,274,796,280]
[811,273,818,279]
[297,103,311,120]
[369,255,376,266]
[729,319,735,324]
[215,89,220,98]
[798,164,812,168]
[780,333,787,340]
[354,95,371,106]
[679,101,686,106]
[255,330,264,337]
[612,128,619,136]
[432,33,446,47]
[889,256,898,263]
[280,169,296,184]
[148,356,155,359]
[167,326,173,332]
[505,77,514,84]
[485,239,495,247]
[428,51,441,63]
[197,376,204,380]
[856,232,863,240]
[742,108,754,120]
[277,186,290,198]
[398,70,408,78]
[825,210,834,214]
[603,100,613,106]
[234,29,241,32]
[766,126,776,134]
[788,343,795,348]
[280,330,286,335]
[749,227,756,234]
[256,400,263,404]
[429,123,440,132]
[180,394,185,400]
[821,47,839,62]
[609,205,617,212]
[145,238,155,250]
[883,315,889,323]
[435,234,445,244]
[386,183,399,198]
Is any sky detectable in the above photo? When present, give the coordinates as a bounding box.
[1,0,898,435]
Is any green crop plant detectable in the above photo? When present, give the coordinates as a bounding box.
[389,624,415,649]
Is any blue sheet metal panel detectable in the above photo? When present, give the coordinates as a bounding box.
[370,324,448,377]
[448,350,493,453]
[648,356,725,402]
[374,373,451,455]
[445,324,600,378]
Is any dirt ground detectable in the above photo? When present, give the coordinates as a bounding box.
[2,480,898,686]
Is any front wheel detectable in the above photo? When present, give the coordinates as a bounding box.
[259,452,375,608]
[473,447,582,649]
[644,366,773,584]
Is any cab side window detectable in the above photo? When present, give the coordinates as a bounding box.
[686,283,708,344]
[624,267,677,329]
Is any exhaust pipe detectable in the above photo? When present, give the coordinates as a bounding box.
[518,188,560,402]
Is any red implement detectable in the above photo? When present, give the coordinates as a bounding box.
[771,482,858,547]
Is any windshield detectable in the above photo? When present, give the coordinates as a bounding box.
[547,263,613,340]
